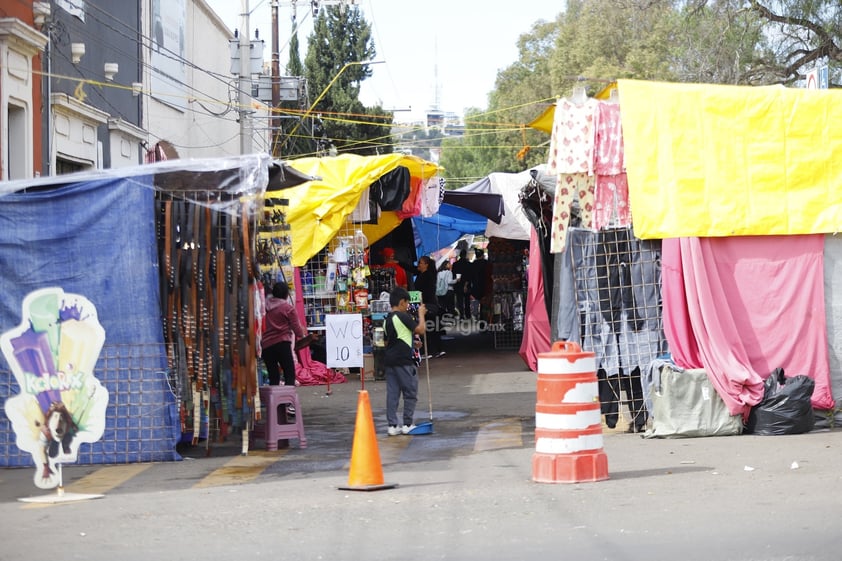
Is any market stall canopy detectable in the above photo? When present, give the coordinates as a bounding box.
[619,79,842,238]
[412,203,488,259]
[273,153,441,267]
[268,160,317,190]
[460,168,540,241]
[442,190,504,224]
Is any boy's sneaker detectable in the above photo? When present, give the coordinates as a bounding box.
[434,351,446,358]
[286,405,296,416]
[387,425,401,436]
[401,424,417,435]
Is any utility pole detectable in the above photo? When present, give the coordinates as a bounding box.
[239,0,253,155]
[271,1,281,157]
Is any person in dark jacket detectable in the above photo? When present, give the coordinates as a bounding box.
[414,255,444,358]
[451,249,472,319]
[470,248,492,321]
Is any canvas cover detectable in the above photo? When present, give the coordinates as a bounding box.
[645,365,743,438]
[0,155,272,467]
[412,203,488,259]
[662,235,834,417]
[619,79,842,239]
[456,165,546,241]
[277,153,441,266]
[0,176,180,466]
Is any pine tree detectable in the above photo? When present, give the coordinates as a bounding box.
[296,5,393,157]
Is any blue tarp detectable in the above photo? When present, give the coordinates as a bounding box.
[0,176,180,467]
[412,203,489,258]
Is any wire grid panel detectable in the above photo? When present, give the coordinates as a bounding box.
[300,217,369,329]
[568,227,666,431]
[0,344,180,468]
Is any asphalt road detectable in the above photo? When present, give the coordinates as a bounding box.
[1,331,841,560]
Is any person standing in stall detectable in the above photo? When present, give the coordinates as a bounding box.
[414,255,445,358]
[262,283,307,402]
[381,247,408,289]
[436,259,456,315]
[470,248,493,322]
[451,249,472,319]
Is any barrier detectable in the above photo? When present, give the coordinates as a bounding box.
[337,390,397,491]
[533,341,608,483]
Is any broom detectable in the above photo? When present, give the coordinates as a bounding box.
[408,330,434,435]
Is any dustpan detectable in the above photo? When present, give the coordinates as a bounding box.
[407,421,433,435]
[408,331,434,435]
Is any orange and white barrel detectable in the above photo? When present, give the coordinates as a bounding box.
[533,341,608,483]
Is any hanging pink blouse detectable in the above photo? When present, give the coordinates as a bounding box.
[593,101,625,176]
[593,173,632,230]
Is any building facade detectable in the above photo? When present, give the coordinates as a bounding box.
[0,0,268,180]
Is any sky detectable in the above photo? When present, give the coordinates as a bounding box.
[204,0,562,123]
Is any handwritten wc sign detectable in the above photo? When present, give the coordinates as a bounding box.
[325,314,363,368]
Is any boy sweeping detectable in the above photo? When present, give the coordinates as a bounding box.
[383,287,426,436]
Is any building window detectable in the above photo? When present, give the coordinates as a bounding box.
[55,157,86,175]
[7,103,26,180]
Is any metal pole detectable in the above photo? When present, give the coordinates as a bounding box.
[44,25,52,176]
[239,0,253,155]
[271,1,281,157]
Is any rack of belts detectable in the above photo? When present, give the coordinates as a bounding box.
[156,191,261,449]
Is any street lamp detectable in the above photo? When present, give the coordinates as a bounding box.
[286,59,383,145]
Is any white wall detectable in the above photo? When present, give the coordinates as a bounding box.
[143,0,269,159]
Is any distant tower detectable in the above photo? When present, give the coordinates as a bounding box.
[432,37,441,111]
[426,37,444,129]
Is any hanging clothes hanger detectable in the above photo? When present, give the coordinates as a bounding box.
[570,77,588,106]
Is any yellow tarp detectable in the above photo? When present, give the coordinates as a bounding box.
[267,153,440,267]
[619,79,842,238]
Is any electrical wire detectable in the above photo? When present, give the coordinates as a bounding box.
[38,1,581,160]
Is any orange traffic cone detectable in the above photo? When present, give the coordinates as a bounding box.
[337,390,397,491]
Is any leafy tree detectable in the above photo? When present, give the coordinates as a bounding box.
[290,5,393,157]
[286,17,303,78]
[440,19,559,183]
[392,126,444,163]
[548,0,677,97]
[665,1,765,85]
[742,0,841,85]
[439,107,504,187]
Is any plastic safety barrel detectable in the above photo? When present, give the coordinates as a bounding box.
[533,341,608,483]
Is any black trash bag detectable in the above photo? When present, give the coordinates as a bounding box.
[745,367,815,435]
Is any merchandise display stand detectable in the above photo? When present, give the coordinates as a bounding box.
[489,238,529,350]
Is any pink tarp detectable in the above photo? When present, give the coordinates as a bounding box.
[662,235,833,417]
[292,267,346,386]
[519,228,552,370]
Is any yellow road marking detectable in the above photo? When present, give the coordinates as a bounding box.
[65,463,153,495]
[474,417,523,452]
[193,450,285,488]
[377,433,412,465]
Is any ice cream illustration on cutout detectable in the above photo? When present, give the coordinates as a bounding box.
[1,287,109,489]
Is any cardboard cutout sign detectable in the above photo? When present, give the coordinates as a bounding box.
[1,288,109,489]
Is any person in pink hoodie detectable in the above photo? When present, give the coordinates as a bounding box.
[261,282,306,388]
